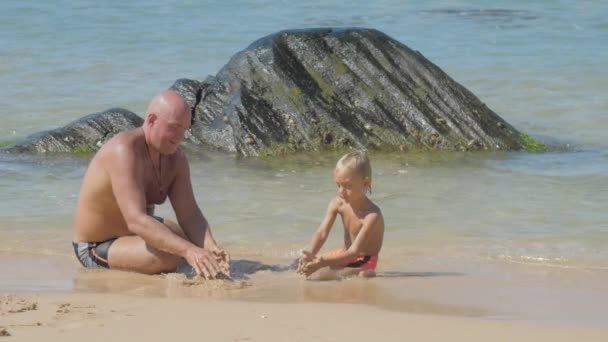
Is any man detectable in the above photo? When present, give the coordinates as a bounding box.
[72,90,230,279]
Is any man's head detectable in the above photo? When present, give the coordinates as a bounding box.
[143,90,191,154]
[334,150,372,202]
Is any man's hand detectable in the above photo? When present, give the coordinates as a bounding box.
[203,238,231,279]
[210,246,231,279]
[184,246,225,279]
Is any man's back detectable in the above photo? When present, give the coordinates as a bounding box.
[73,131,134,242]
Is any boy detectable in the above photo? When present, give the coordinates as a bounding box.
[299,150,384,278]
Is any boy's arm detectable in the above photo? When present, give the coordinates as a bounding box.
[311,212,380,269]
[305,197,340,257]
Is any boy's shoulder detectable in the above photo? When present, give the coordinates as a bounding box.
[363,199,384,222]
[367,199,382,214]
[328,196,345,211]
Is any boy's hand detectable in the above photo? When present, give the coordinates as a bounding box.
[301,250,315,262]
[301,257,324,276]
[296,250,316,275]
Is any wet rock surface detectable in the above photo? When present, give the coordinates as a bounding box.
[1,108,142,154]
[181,28,528,156]
[4,28,542,156]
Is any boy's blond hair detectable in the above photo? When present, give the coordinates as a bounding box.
[336,150,372,179]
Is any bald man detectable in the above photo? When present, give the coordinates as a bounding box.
[72,90,230,279]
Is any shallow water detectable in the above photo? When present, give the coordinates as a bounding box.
[1,0,607,327]
[1,150,608,326]
[1,151,606,270]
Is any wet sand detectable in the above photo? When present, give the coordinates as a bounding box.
[2,249,608,338]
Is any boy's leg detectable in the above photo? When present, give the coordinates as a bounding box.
[335,268,376,278]
[311,267,341,281]
[336,268,361,278]
[358,269,376,278]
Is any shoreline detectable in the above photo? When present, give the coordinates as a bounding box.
[2,251,608,329]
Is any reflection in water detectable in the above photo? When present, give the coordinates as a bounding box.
[70,257,485,318]
[239,269,488,318]
[71,258,294,298]
[72,268,250,299]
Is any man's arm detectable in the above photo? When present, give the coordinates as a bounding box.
[168,149,213,247]
[168,149,228,277]
[107,141,196,260]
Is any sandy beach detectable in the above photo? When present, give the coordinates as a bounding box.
[1,291,607,342]
[2,251,608,341]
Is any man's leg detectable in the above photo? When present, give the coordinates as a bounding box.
[106,219,191,274]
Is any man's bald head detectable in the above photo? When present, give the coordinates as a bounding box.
[146,90,190,123]
[144,90,192,154]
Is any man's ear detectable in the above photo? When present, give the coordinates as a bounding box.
[146,112,157,124]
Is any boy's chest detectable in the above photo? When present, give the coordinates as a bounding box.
[340,212,364,235]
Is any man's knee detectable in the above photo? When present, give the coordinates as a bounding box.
[143,246,182,274]
[147,219,188,273]
[148,253,182,274]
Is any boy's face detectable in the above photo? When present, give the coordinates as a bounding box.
[334,166,370,203]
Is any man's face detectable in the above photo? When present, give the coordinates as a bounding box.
[152,112,191,154]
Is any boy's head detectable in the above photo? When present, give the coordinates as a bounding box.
[334,150,372,202]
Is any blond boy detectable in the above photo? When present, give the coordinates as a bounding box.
[300,151,384,278]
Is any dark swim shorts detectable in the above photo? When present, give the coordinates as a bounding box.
[72,238,115,268]
[72,216,164,269]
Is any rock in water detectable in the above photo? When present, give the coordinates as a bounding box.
[5,28,544,156]
[1,108,142,154]
[183,28,532,156]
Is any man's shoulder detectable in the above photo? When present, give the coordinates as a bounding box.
[103,130,140,152]
[94,129,141,165]
[108,129,139,147]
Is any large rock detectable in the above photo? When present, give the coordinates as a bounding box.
[180,28,540,156]
[0,108,142,154]
[4,28,545,156]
